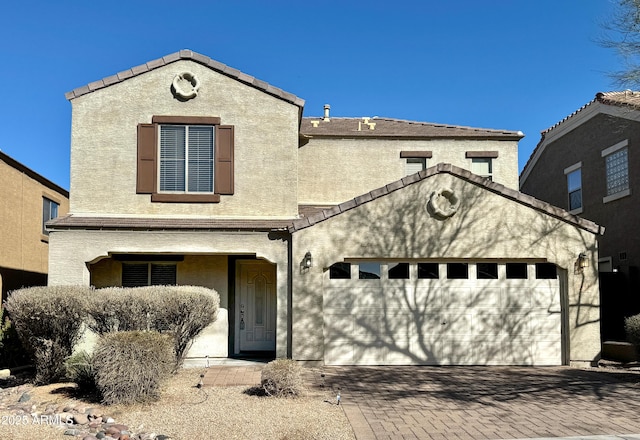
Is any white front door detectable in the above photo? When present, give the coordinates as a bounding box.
[237,260,276,352]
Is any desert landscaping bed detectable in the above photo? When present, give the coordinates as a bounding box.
[0,368,355,440]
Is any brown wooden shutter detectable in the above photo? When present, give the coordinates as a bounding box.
[137,123,157,194]
[214,125,234,195]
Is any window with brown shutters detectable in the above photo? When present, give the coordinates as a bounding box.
[137,116,234,202]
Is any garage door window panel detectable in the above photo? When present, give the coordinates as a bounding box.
[535,263,557,279]
[477,263,498,279]
[418,263,439,279]
[447,263,469,279]
[329,262,351,279]
[506,263,528,279]
[359,263,381,279]
[388,263,410,279]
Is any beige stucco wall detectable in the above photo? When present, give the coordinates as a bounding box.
[298,138,519,205]
[69,60,300,218]
[0,158,69,274]
[48,229,289,359]
[291,172,600,365]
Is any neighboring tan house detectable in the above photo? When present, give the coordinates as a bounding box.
[520,91,640,342]
[48,50,602,367]
[0,151,69,303]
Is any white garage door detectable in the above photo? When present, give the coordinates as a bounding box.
[323,261,562,366]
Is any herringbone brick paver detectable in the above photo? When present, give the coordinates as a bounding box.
[307,366,640,440]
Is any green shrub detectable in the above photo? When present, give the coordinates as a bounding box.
[261,359,304,398]
[86,286,219,367]
[93,331,174,405]
[625,314,640,349]
[65,350,96,392]
[4,286,89,383]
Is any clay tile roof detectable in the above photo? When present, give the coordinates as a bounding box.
[64,49,305,110]
[300,117,523,140]
[289,162,603,236]
[520,91,640,183]
[47,215,293,231]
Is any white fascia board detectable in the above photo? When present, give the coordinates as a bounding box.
[520,102,640,187]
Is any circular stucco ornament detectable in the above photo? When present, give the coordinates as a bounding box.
[172,71,200,100]
[427,188,460,220]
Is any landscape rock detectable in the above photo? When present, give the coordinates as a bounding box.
[74,413,90,425]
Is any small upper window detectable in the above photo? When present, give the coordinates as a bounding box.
[567,168,582,212]
[605,147,629,196]
[42,197,59,235]
[471,158,492,181]
[160,124,214,193]
[405,158,426,176]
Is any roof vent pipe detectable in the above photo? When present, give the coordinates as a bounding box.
[323,104,330,121]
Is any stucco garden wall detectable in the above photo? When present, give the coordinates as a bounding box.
[298,138,519,205]
[69,59,300,218]
[291,172,600,365]
[48,229,289,359]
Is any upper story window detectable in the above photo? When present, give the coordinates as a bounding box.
[137,116,234,203]
[400,151,432,176]
[42,197,59,235]
[602,140,630,203]
[564,162,582,213]
[466,151,498,182]
[160,125,214,193]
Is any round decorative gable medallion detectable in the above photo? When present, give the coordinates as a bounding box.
[427,188,460,220]
[172,71,200,100]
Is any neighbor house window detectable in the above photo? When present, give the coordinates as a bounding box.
[160,125,214,193]
[122,263,177,287]
[42,197,59,235]
[564,162,582,213]
[400,151,432,176]
[602,140,629,201]
[471,158,492,180]
[467,151,498,181]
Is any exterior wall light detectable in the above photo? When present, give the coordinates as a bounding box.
[578,252,589,269]
[300,252,313,273]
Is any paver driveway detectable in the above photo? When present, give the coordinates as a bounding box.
[312,366,640,440]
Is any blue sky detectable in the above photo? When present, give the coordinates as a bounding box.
[0,1,622,190]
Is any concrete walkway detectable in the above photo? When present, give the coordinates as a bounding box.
[202,363,640,440]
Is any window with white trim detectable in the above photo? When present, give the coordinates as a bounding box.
[565,165,582,212]
[159,125,214,193]
[471,158,492,181]
[42,197,59,235]
[604,147,629,196]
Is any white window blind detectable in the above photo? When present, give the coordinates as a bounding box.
[405,158,426,176]
[159,125,214,192]
[471,158,492,179]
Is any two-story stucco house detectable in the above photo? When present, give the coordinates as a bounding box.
[0,151,69,303]
[521,91,640,344]
[48,50,602,366]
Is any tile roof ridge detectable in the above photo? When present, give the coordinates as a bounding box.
[65,49,305,108]
[290,162,603,235]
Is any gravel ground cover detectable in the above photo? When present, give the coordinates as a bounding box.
[0,368,355,440]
